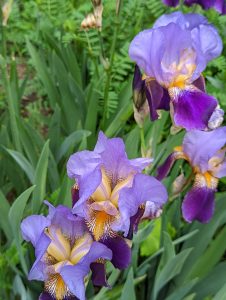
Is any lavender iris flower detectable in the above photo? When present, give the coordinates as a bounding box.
[67,131,167,241]
[157,127,226,223]
[21,202,112,300]
[129,12,222,131]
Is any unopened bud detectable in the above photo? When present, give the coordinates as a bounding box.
[2,0,13,26]
[81,3,103,30]
[91,0,102,6]
[172,173,186,195]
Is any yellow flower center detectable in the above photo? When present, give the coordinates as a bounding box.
[44,227,93,300]
[88,168,133,240]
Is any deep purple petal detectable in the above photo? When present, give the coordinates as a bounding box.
[133,65,146,110]
[102,236,131,269]
[39,292,78,300]
[61,242,112,300]
[71,185,79,207]
[214,0,226,14]
[184,0,226,13]
[172,88,217,130]
[118,173,168,235]
[127,206,145,239]
[91,262,110,287]
[39,292,54,300]
[182,186,215,223]
[162,0,179,6]
[157,153,178,181]
[183,127,226,172]
[193,75,206,92]
[145,80,170,121]
[21,215,50,247]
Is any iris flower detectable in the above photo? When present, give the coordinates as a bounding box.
[21,202,113,300]
[67,131,167,241]
[163,0,226,14]
[157,127,226,223]
[129,12,222,131]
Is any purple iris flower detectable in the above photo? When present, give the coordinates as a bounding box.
[21,202,113,300]
[157,127,226,223]
[162,0,179,6]
[184,0,226,15]
[67,131,167,241]
[129,12,222,131]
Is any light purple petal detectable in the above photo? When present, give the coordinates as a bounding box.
[182,186,215,223]
[212,160,226,178]
[130,157,153,170]
[183,127,226,172]
[61,242,112,300]
[73,168,102,215]
[67,150,101,179]
[28,232,51,281]
[153,12,208,30]
[102,236,131,269]
[21,215,50,247]
[118,173,168,235]
[94,131,136,183]
[172,88,217,130]
[50,205,86,240]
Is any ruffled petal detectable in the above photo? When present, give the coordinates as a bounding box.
[60,242,112,300]
[183,127,226,172]
[118,173,168,235]
[28,232,51,281]
[172,88,217,130]
[21,215,50,247]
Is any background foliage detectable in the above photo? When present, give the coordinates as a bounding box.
[0,0,226,299]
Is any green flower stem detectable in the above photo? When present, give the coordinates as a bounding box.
[0,14,21,152]
[140,126,146,156]
[101,0,123,129]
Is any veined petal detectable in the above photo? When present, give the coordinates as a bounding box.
[102,236,131,269]
[182,184,216,223]
[118,173,168,235]
[183,127,226,172]
[21,215,50,247]
[171,87,217,130]
[61,242,112,300]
